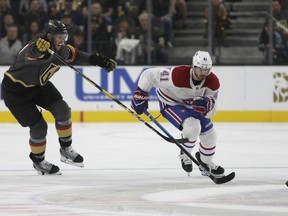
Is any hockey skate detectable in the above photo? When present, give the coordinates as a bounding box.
[33,160,61,175]
[30,153,61,175]
[195,152,224,177]
[179,150,193,175]
[60,146,84,168]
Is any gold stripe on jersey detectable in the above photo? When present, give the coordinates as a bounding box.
[4,72,36,87]
[67,44,77,63]
[27,54,45,60]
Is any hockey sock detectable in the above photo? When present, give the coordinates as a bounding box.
[29,137,46,157]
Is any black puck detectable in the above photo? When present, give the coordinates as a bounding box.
[286,181,288,187]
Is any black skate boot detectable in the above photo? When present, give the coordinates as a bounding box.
[60,145,84,168]
[179,150,193,175]
[195,152,224,177]
[29,153,61,175]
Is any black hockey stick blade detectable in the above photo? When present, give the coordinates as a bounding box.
[199,160,235,184]
[199,164,235,184]
[212,172,235,184]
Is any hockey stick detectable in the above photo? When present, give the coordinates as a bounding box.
[47,48,188,144]
[143,110,235,184]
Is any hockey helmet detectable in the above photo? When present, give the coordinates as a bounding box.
[43,20,68,41]
[192,51,212,70]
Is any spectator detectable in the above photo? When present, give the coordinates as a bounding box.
[83,2,111,35]
[151,0,174,47]
[258,21,286,64]
[116,0,142,22]
[204,0,230,46]
[91,16,111,56]
[77,0,88,19]
[94,0,114,25]
[0,24,22,65]
[18,0,48,17]
[56,0,81,11]
[47,3,58,20]
[273,0,288,21]
[56,0,84,26]
[0,0,15,29]
[22,21,41,45]
[112,19,137,64]
[0,0,13,16]
[113,1,136,32]
[172,0,187,29]
[1,13,15,38]
[272,0,288,53]
[24,0,48,32]
[135,12,169,65]
[72,29,87,52]
[82,2,111,55]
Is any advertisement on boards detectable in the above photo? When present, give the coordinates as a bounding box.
[0,65,288,112]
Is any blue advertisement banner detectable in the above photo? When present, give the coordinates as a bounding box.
[75,67,157,101]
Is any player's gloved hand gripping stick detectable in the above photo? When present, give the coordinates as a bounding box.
[47,48,188,144]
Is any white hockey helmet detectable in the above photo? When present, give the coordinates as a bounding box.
[192,51,212,71]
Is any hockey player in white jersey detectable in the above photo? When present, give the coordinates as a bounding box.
[131,50,225,177]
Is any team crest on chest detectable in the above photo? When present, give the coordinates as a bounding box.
[160,69,170,81]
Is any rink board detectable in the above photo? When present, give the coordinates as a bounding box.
[0,65,287,122]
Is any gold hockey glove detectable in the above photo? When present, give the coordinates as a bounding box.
[36,38,50,53]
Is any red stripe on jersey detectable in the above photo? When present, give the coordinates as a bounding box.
[171,66,192,88]
[202,72,220,91]
[158,89,179,103]
[166,108,182,124]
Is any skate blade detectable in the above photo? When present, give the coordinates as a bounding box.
[36,170,62,175]
[60,157,84,168]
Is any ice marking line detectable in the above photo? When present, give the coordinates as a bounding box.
[30,187,166,216]
[143,185,288,213]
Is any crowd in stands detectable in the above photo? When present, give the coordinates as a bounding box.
[258,0,288,64]
[2,0,288,65]
[0,0,188,65]
[204,0,288,64]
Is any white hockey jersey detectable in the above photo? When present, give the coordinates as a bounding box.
[137,66,220,117]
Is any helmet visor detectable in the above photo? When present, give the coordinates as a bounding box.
[54,33,68,42]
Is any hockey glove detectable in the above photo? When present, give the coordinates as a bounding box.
[191,96,215,116]
[90,53,117,72]
[131,87,149,115]
[36,38,50,53]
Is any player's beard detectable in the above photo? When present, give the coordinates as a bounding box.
[55,43,63,51]
[192,68,203,81]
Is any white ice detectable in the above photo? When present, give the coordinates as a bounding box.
[0,122,288,216]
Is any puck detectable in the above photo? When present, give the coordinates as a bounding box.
[286,181,288,187]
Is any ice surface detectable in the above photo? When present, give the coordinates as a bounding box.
[0,122,287,216]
